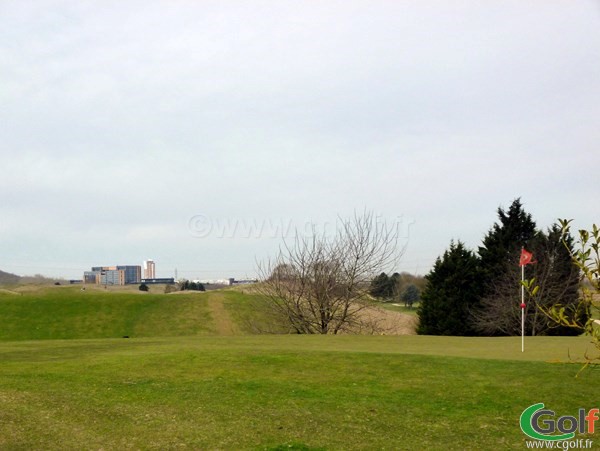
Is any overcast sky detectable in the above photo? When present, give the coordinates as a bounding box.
[1,1,599,280]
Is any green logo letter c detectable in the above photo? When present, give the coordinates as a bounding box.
[520,403,576,441]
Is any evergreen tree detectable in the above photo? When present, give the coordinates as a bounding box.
[479,198,537,287]
[179,280,206,291]
[370,272,392,299]
[418,241,483,336]
[474,200,586,336]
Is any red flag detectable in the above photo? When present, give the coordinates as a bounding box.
[519,248,535,266]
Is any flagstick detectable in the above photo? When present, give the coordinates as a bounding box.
[519,247,534,353]
[521,258,525,353]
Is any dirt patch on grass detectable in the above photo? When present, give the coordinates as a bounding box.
[345,306,418,335]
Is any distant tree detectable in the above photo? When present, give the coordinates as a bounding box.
[139,283,149,292]
[191,281,206,291]
[401,284,420,308]
[180,280,205,291]
[370,272,393,299]
[389,272,402,301]
[418,241,484,336]
[370,272,413,301]
[387,272,426,303]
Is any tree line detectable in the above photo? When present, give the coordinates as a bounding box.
[180,280,206,291]
[254,205,589,337]
[417,198,587,336]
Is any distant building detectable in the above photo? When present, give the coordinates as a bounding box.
[195,278,233,285]
[141,278,175,284]
[193,278,257,286]
[84,265,142,285]
[231,278,258,285]
[143,260,156,279]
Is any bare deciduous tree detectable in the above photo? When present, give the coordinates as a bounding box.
[257,212,403,334]
[471,262,530,336]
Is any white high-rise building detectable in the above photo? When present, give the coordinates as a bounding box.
[143,259,156,279]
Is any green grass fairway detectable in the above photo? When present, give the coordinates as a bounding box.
[0,335,598,450]
[1,285,598,449]
[378,301,420,316]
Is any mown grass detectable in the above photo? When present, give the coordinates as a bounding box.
[377,301,420,316]
[0,335,597,450]
[1,285,598,449]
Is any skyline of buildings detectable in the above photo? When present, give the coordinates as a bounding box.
[83,261,177,285]
[81,260,253,286]
[84,265,142,286]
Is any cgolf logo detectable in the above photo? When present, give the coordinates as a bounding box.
[520,403,599,441]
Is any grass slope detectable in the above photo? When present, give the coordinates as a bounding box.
[0,335,597,450]
[0,286,215,340]
[0,285,316,340]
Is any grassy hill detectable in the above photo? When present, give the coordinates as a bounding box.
[0,285,417,340]
[0,269,21,285]
[0,285,230,340]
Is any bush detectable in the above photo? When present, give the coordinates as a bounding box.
[180,280,205,291]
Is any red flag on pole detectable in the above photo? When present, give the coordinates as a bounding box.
[519,247,535,352]
[519,248,535,266]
